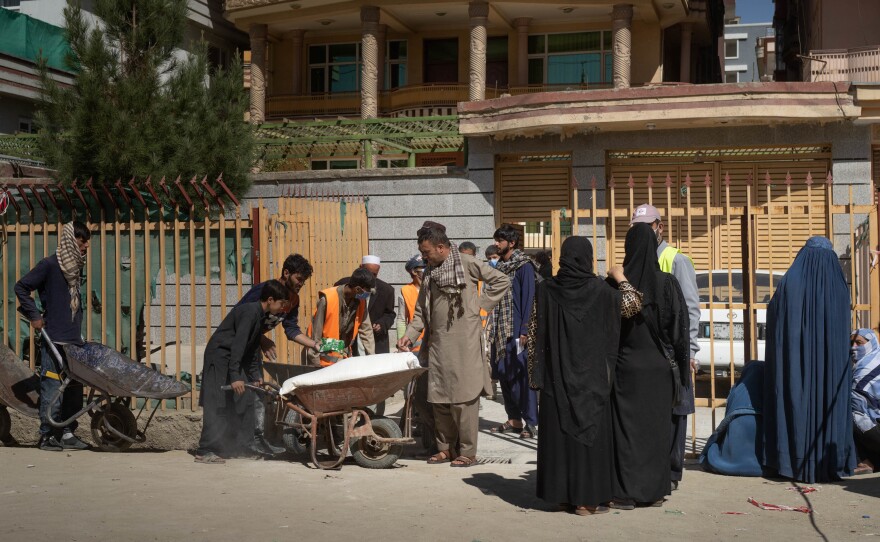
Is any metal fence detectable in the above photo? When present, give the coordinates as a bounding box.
[1,179,368,410]
[550,171,878,451]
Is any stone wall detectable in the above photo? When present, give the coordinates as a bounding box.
[247,168,497,288]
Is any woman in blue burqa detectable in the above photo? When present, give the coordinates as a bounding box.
[762,236,856,483]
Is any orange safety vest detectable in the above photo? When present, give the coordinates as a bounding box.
[307,286,366,367]
[401,283,424,353]
[478,281,488,328]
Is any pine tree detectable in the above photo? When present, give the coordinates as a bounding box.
[36,0,253,205]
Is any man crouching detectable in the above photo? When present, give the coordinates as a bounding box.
[195,279,290,464]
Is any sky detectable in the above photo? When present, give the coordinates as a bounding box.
[736,0,774,23]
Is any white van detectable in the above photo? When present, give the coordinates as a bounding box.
[695,270,785,373]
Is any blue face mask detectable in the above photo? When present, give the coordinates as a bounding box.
[488,259,498,268]
[355,291,371,300]
[852,344,871,362]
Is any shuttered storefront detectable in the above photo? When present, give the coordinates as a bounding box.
[606,146,831,273]
[495,153,572,226]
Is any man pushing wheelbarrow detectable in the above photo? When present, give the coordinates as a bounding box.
[14,221,92,451]
[14,221,190,452]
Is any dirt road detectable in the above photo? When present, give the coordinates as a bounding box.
[0,444,877,542]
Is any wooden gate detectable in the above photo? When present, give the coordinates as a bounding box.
[252,193,369,364]
[549,167,878,448]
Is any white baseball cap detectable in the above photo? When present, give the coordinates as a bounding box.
[630,204,662,225]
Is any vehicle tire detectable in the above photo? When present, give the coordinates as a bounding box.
[281,409,308,455]
[0,406,10,442]
[350,416,403,469]
[90,402,136,452]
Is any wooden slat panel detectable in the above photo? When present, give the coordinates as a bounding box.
[605,166,694,268]
[497,160,572,226]
[753,161,829,271]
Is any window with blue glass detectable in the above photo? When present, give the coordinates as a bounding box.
[527,31,613,85]
[386,40,407,89]
[309,43,360,94]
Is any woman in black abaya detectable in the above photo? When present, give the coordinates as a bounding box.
[610,223,690,509]
[529,236,643,516]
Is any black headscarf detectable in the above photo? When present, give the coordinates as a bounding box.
[623,222,661,308]
[536,236,622,446]
[544,236,596,319]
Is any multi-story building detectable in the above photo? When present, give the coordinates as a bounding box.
[226,0,725,126]
[774,0,880,83]
[0,0,246,136]
[723,22,773,83]
[0,8,73,137]
[226,0,878,299]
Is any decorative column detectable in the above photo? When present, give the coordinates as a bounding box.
[377,24,387,92]
[468,1,489,101]
[360,6,380,119]
[611,4,633,89]
[514,17,531,86]
[289,29,305,95]
[249,24,268,124]
[679,23,693,83]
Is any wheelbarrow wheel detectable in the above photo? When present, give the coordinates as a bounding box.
[0,406,10,442]
[90,402,137,452]
[350,416,402,469]
[281,409,308,455]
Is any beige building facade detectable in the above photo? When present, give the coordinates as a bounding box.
[224,0,725,122]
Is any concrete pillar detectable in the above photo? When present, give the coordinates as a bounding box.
[680,23,693,83]
[289,29,305,95]
[377,24,387,92]
[514,17,531,86]
[611,4,633,89]
[468,1,489,101]
[360,6,380,119]
[249,24,268,124]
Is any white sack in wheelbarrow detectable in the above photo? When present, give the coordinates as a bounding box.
[279,352,421,396]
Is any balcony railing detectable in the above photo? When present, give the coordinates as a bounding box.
[804,46,880,83]
[265,82,613,119]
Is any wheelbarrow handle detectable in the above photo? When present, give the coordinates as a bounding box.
[39,329,68,373]
[220,383,279,397]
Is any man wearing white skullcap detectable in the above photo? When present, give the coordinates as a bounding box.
[335,255,396,354]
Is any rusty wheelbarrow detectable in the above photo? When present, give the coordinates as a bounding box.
[40,330,190,452]
[0,343,41,442]
[273,367,426,470]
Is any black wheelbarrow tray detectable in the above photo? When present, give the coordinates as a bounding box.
[41,330,190,452]
[274,366,426,470]
[0,343,40,441]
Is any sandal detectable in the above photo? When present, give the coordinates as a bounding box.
[194,452,226,464]
[520,424,537,439]
[450,455,477,468]
[427,450,452,464]
[854,462,874,475]
[575,505,609,516]
[608,499,635,511]
[490,421,522,434]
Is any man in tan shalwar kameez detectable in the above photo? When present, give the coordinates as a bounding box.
[398,222,510,467]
